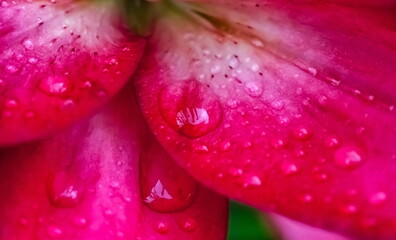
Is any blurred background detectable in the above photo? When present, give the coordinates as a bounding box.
[227,201,280,240]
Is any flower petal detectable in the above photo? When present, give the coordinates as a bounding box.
[134,1,396,239]
[0,83,228,239]
[0,0,145,146]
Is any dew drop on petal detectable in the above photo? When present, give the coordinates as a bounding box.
[281,163,299,176]
[334,146,364,170]
[47,225,63,238]
[292,126,312,140]
[242,175,262,188]
[369,192,387,205]
[46,170,86,208]
[181,217,197,232]
[140,144,198,213]
[159,80,222,138]
[39,75,71,96]
[22,38,34,50]
[155,221,169,234]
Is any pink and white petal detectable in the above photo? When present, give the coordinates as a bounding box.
[0,84,228,240]
[134,2,396,239]
[0,0,145,146]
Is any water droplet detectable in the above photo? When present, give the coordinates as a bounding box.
[140,143,198,213]
[28,57,38,64]
[341,204,358,214]
[292,126,312,140]
[47,225,63,238]
[96,89,108,98]
[19,217,28,227]
[159,80,222,138]
[334,146,364,170]
[244,81,263,97]
[155,221,169,234]
[251,64,260,72]
[228,56,239,68]
[39,75,71,95]
[324,136,340,149]
[369,192,387,205]
[5,64,18,74]
[46,170,86,208]
[73,217,88,227]
[22,39,34,50]
[299,194,313,203]
[281,163,299,176]
[219,141,231,152]
[228,167,243,177]
[5,98,19,109]
[242,175,262,188]
[271,138,286,149]
[308,67,317,76]
[181,218,197,232]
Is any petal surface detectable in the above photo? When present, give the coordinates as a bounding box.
[0,0,145,146]
[0,84,228,240]
[134,1,396,239]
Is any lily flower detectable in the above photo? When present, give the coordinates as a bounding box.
[0,0,395,239]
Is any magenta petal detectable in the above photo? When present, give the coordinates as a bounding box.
[134,1,396,239]
[0,84,228,239]
[0,0,145,146]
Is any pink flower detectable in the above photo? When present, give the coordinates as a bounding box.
[0,0,395,239]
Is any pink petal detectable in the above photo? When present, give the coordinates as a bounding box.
[0,0,145,146]
[0,83,228,239]
[134,1,396,239]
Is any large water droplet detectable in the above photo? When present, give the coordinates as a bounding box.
[334,146,364,170]
[281,163,299,176]
[46,170,86,208]
[39,75,71,96]
[140,142,198,213]
[159,80,222,138]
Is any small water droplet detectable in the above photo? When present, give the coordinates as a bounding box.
[281,163,299,176]
[228,167,243,177]
[251,64,260,72]
[369,192,387,205]
[334,146,364,170]
[242,175,262,188]
[300,194,314,203]
[22,39,34,50]
[96,89,108,98]
[46,170,86,208]
[324,136,340,149]
[5,64,18,74]
[5,98,19,109]
[219,141,231,152]
[155,221,169,234]
[292,126,312,140]
[271,138,286,149]
[73,217,88,227]
[39,75,71,95]
[228,56,239,69]
[244,81,263,97]
[271,100,284,111]
[47,225,63,238]
[159,80,222,138]
[19,217,28,227]
[181,218,197,232]
[341,204,358,214]
[28,57,38,64]
[308,67,317,76]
